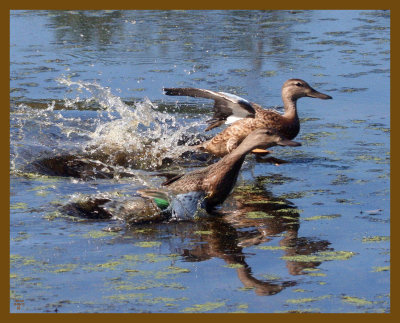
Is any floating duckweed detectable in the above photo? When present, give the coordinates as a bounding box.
[132,228,154,234]
[143,253,171,263]
[165,266,190,274]
[12,232,30,242]
[276,208,303,214]
[303,214,341,221]
[10,273,18,279]
[362,236,390,243]
[181,301,226,313]
[114,280,186,291]
[293,289,307,293]
[279,192,309,199]
[302,268,320,272]
[83,230,118,239]
[372,266,390,272]
[153,266,191,279]
[10,254,38,266]
[276,308,321,313]
[261,274,281,280]
[307,272,327,277]
[342,296,373,306]
[122,254,140,262]
[223,263,244,269]
[286,295,331,304]
[134,241,162,248]
[246,211,273,219]
[10,202,28,210]
[331,174,354,185]
[256,246,288,251]
[194,230,213,235]
[356,155,384,162]
[95,261,122,270]
[281,251,356,262]
[104,292,150,301]
[52,264,77,273]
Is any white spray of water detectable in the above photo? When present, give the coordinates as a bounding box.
[57,78,202,169]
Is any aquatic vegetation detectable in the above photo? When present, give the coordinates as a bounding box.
[12,232,30,242]
[341,296,374,306]
[10,10,390,314]
[10,202,28,210]
[223,264,244,269]
[362,236,389,243]
[83,230,118,239]
[286,295,331,304]
[303,214,341,221]
[281,251,356,262]
[51,264,78,273]
[181,301,226,313]
[256,246,288,251]
[246,211,274,219]
[133,241,162,248]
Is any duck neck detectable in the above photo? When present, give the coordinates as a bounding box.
[282,96,299,121]
[218,148,248,172]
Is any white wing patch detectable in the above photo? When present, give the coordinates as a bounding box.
[225,115,244,124]
[218,91,249,104]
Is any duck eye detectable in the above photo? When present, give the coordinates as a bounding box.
[295,82,303,87]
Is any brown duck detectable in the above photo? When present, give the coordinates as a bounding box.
[154,128,301,213]
[164,79,331,157]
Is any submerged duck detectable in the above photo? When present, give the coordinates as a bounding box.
[141,128,301,217]
[164,79,331,157]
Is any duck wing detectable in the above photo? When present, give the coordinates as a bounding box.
[163,88,256,131]
[161,173,185,186]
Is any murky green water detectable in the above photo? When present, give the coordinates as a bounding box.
[10,10,390,313]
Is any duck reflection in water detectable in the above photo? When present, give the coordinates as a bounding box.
[62,185,331,296]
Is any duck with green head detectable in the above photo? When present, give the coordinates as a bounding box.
[140,128,301,219]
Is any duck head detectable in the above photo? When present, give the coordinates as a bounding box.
[241,128,301,153]
[282,79,332,101]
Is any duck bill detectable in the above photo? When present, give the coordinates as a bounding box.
[277,139,301,147]
[307,88,332,100]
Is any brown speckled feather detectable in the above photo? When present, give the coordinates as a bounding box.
[164,79,331,157]
[162,129,301,211]
[200,105,300,157]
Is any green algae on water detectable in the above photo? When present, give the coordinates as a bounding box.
[181,301,226,313]
[83,230,118,239]
[10,202,28,210]
[246,211,274,219]
[286,295,331,304]
[134,241,162,248]
[223,263,244,269]
[362,236,389,243]
[342,296,374,306]
[372,266,390,272]
[303,214,341,221]
[281,251,356,262]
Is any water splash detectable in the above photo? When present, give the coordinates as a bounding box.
[11,78,206,178]
[57,78,203,169]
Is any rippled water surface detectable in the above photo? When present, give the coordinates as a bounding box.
[10,10,390,313]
